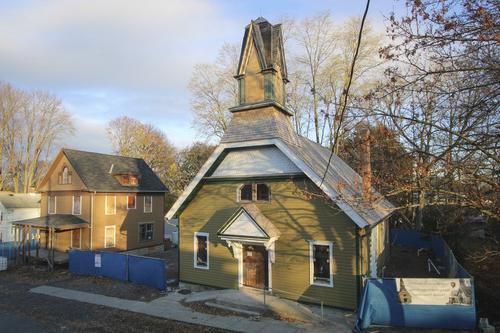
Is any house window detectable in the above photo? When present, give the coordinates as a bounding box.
[120,174,138,186]
[239,184,253,201]
[72,195,81,215]
[264,73,275,100]
[48,196,56,214]
[59,166,72,184]
[194,232,209,269]
[256,184,270,201]
[127,195,136,209]
[144,195,153,213]
[104,225,116,248]
[105,195,116,215]
[139,223,154,241]
[238,78,245,104]
[309,240,333,287]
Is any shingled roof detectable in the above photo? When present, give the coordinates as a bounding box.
[61,149,168,193]
[221,104,299,146]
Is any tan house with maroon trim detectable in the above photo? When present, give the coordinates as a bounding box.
[14,149,168,253]
[166,17,394,310]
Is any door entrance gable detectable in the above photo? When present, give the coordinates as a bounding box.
[219,208,268,239]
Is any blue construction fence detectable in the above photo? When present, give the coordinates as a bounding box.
[69,250,166,290]
[0,240,37,260]
[355,229,476,331]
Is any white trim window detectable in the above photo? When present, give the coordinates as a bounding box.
[144,195,153,213]
[105,195,116,215]
[194,232,209,269]
[309,240,334,287]
[127,195,136,210]
[48,195,56,214]
[72,195,81,215]
[237,184,253,202]
[104,225,116,248]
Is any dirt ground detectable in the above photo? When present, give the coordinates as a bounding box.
[384,245,439,278]
[0,257,231,333]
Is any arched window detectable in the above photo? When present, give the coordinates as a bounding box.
[239,184,253,201]
[256,183,270,201]
[62,166,69,184]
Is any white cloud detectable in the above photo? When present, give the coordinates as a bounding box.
[0,0,240,90]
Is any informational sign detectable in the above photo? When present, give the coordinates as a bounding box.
[396,278,472,305]
[94,253,101,268]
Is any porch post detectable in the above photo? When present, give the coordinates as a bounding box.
[27,225,32,263]
[21,225,26,263]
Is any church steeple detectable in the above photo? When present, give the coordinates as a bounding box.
[221,18,299,146]
[234,17,288,109]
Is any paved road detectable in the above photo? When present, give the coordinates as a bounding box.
[0,311,54,333]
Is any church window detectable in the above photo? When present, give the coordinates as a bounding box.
[239,184,253,201]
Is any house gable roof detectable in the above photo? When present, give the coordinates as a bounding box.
[38,149,168,193]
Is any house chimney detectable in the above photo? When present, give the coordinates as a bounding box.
[360,127,372,202]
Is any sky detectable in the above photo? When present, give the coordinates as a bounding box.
[0,0,405,154]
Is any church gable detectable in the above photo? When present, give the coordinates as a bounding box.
[210,146,301,177]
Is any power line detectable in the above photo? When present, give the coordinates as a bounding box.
[320,0,371,187]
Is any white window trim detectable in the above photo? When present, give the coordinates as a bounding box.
[104,225,116,248]
[48,195,57,215]
[105,195,116,215]
[72,195,82,215]
[127,195,136,210]
[237,183,253,202]
[309,240,334,288]
[193,232,209,270]
[144,195,153,213]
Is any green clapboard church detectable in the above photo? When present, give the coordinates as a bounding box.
[167,17,394,310]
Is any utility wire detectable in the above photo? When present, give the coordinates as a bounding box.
[320,0,371,187]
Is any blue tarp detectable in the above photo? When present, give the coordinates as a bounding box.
[69,250,166,290]
[355,229,476,331]
[355,279,476,331]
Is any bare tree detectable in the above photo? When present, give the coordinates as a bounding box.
[0,82,74,192]
[370,0,500,225]
[106,116,177,189]
[188,43,239,139]
[293,12,336,143]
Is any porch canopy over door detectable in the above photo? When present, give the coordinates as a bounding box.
[218,203,280,283]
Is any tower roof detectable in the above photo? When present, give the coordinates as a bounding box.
[236,17,288,81]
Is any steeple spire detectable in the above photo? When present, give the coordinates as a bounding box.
[221,18,299,146]
[234,17,288,110]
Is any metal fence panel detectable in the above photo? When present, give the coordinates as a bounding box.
[68,250,166,290]
[128,255,166,290]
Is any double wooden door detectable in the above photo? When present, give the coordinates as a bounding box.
[243,245,268,289]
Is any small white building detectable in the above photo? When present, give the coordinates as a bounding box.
[0,192,40,242]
